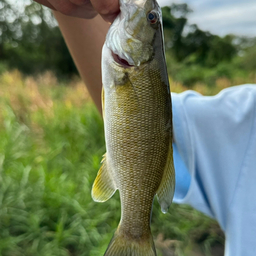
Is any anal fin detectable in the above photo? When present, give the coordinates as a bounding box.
[156,142,175,213]
[92,154,116,202]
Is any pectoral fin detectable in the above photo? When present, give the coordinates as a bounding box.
[156,142,175,213]
[91,154,116,202]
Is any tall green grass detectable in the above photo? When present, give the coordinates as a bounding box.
[0,71,224,256]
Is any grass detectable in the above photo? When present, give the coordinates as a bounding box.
[0,70,227,256]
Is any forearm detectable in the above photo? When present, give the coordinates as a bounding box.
[54,12,110,113]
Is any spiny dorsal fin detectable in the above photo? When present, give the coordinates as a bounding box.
[92,154,116,202]
[156,142,175,213]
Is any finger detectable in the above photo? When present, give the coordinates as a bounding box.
[33,0,56,10]
[48,0,97,19]
[90,0,120,23]
[69,0,88,6]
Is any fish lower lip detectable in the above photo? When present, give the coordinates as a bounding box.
[111,51,134,68]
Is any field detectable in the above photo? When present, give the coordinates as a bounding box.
[0,70,241,256]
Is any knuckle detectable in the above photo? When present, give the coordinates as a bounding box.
[99,2,112,14]
[92,0,117,15]
[69,0,88,6]
[58,3,75,15]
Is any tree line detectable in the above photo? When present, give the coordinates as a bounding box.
[0,1,255,83]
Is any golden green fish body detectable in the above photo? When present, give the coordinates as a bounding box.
[92,0,175,255]
[105,59,172,239]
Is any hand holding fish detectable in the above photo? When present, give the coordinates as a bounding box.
[33,0,119,22]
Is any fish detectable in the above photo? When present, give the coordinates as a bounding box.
[91,0,175,255]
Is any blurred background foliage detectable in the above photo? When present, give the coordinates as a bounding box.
[0,0,76,76]
[0,0,255,256]
[0,71,226,256]
[0,1,255,85]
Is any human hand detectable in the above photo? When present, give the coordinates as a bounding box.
[34,0,120,23]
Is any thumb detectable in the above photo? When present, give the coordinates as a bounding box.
[90,0,120,23]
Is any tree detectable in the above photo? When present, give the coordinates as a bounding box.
[0,0,77,76]
[161,4,237,67]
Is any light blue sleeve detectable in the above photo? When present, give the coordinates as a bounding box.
[171,85,256,255]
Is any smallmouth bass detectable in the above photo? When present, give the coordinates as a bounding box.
[92,0,175,255]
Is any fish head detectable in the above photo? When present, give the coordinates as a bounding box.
[105,0,162,68]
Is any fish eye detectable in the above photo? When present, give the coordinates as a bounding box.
[147,11,158,24]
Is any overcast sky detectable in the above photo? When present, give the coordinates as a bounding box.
[158,0,256,37]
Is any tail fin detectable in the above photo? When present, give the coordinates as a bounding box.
[104,228,156,256]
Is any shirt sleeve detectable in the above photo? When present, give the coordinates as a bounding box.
[171,84,256,231]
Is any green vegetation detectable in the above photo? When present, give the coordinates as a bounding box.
[161,4,256,87]
[0,71,226,256]
[0,1,76,76]
[0,1,256,86]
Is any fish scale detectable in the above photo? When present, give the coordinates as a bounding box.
[92,0,175,255]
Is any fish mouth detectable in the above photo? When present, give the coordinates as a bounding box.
[111,51,134,68]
